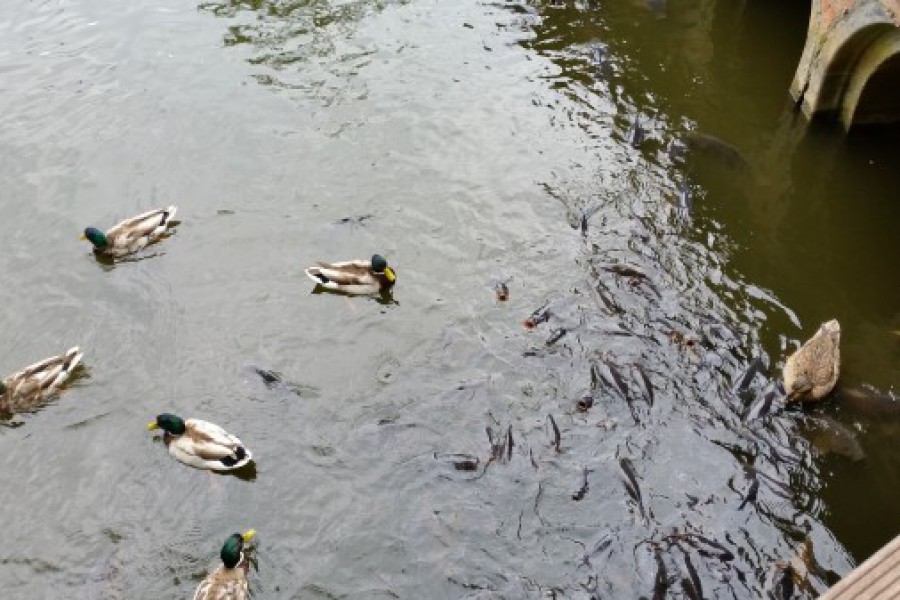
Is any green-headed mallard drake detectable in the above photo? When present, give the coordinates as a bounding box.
[147,413,252,471]
[81,206,177,258]
[305,254,396,295]
[1,347,83,415]
[193,530,255,600]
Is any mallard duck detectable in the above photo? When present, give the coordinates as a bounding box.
[783,319,840,402]
[305,254,396,295]
[193,530,255,600]
[81,206,177,258]
[147,413,253,471]
[0,347,83,415]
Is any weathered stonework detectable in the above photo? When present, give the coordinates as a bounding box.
[792,0,900,127]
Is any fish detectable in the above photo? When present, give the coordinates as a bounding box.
[572,466,591,501]
[768,561,795,600]
[589,43,610,78]
[576,395,594,412]
[581,530,614,567]
[603,264,647,279]
[493,281,509,301]
[434,453,481,471]
[738,477,759,510]
[672,534,734,562]
[734,356,764,394]
[676,178,693,221]
[652,546,669,600]
[547,414,561,452]
[632,363,655,408]
[803,413,865,462]
[683,132,752,173]
[523,303,551,330]
[620,458,646,519]
[680,551,704,600]
[629,115,646,148]
[545,327,568,346]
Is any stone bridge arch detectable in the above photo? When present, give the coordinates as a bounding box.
[791,0,900,128]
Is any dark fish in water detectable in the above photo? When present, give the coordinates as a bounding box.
[252,367,282,386]
[576,395,594,412]
[589,43,610,77]
[632,363,655,408]
[603,264,647,279]
[620,458,646,519]
[434,453,481,471]
[606,362,630,399]
[523,303,551,330]
[572,465,591,501]
[803,413,865,462]
[734,356,764,394]
[591,360,616,391]
[668,533,734,562]
[683,132,752,173]
[334,214,373,225]
[652,546,669,600]
[545,327,568,346]
[581,530,614,567]
[493,281,509,301]
[680,551,704,600]
[580,204,601,237]
[745,387,782,421]
[768,561,795,600]
[506,425,514,461]
[546,414,561,452]
[738,477,759,510]
[629,115,646,148]
[835,385,900,419]
[677,178,693,220]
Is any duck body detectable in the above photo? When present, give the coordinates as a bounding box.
[192,564,251,600]
[0,347,83,415]
[193,530,255,600]
[305,254,396,295]
[783,319,841,402]
[148,414,252,471]
[83,206,177,258]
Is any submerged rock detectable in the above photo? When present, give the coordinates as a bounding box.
[783,319,841,402]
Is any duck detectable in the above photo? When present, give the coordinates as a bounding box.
[81,206,177,258]
[305,254,396,295]
[193,530,255,600]
[783,319,841,402]
[146,413,253,471]
[1,347,83,415]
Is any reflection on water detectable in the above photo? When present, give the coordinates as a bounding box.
[1,0,898,597]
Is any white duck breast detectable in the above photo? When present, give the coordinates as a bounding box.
[166,419,252,471]
[106,206,177,256]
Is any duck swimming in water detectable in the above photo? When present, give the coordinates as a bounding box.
[193,530,255,600]
[81,206,177,258]
[1,347,83,415]
[147,413,253,471]
[305,254,396,295]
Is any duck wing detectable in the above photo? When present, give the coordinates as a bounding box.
[306,260,374,286]
[106,206,177,248]
[4,347,83,400]
[184,419,251,466]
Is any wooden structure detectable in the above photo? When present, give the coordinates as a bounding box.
[821,534,900,599]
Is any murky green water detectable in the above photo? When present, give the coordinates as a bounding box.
[2,0,899,597]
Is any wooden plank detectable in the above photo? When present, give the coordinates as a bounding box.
[821,535,900,599]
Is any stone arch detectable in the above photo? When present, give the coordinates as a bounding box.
[841,28,900,125]
[791,0,900,128]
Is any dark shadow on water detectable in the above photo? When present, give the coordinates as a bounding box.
[309,284,397,306]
